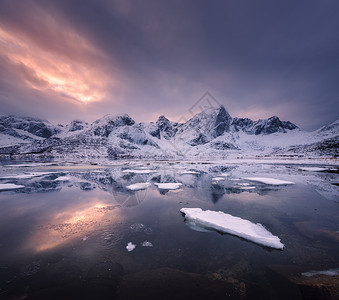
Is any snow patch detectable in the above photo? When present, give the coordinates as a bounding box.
[244,177,295,185]
[122,169,154,174]
[298,167,334,172]
[154,183,182,190]
[180,208,284,249]
[212,177,225,181]
[0,183,25,190]
[126,242,136,252]
[179,171,200,175]
[126,182,151,191]
[0,172,56,179]
[54,176,72,181]
[141,241,153,247]
[302,268,339,277]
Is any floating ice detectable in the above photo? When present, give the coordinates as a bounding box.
[180,208,284,250]
[219,173,230,177]
[5,163,56,167]
[244,177,295,185]
[298,167,333,172]
[54,176,72,181]
[154,183,182,190]
[179,171,200,175]
[126,182,151,191]
[0,172,57,179]
[126,242,136,252]
[238,186,256,190]
[0,183,25,190]
[141,241,153,247]
[302,268,339,277]
[123,169,154,174]
[212,177,224,181]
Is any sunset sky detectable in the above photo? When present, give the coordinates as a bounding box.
[0,0,338,130]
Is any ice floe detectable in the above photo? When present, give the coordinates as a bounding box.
[0,183,25,190]
[238,186,256,190]
[212,177,225,181]
[122,169,154,174]
[219,173,230,177]
[126,242,136,252]
[244,177,295,185]
[298,167,334,172]
[0,172,57,179]
[302,268,339,277]
[154,183,182,190]
[5,163,56,167]
[141,241,153,247]
[180,208,284,249]
[179,171,200,175]
[126,182,151,191]
[54,176,72,181]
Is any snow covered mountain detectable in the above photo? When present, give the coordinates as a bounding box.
[0,106,337,159]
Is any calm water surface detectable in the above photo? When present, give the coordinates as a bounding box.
[0,160,338,299]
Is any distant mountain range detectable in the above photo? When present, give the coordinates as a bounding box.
[0,106,338,159]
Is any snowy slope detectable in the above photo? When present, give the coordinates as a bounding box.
[0,107,337,159]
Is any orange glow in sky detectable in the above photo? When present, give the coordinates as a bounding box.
[0,25,108,103]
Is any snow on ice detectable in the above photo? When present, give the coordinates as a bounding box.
[154,183,182,190]
[244,177,295,185]
[180,208,284,249]
[126,182,151,191]
[302,268,339,277]
[179,171,200,175]
[0,172,57,180]
[126,242,136,252]
[141,241,153,247]
[298,167,334,172]
[0,183,25,190]
[122,169,155,174]
[212,177,225,181]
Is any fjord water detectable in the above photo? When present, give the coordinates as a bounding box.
[0,161,338,299]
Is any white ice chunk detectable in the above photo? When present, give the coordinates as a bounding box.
[54,176,72,181]
[0,183,25,190]
[212,177,224,181]
[123,169,154,174]
[154,183,182,190]
[238,186,256,190]
[302,268,339,277]
[219,173,230,177]
[179,171,200,175]
[244,177,295,185]
[5,163,55,167]
[141,241,153,247]
[126,182,151,191]
[298,167,333,172]
[126,242,136,252]
[180,208,284,250]
[0,172,57,179]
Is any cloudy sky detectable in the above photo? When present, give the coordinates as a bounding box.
[0,0,338,130]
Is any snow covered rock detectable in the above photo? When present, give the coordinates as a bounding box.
[232,116,298,135]
[176,105,232,146]
[91,114,135,137]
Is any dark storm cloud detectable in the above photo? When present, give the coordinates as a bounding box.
[0,0,338,130]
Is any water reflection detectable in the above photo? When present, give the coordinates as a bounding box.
[0,161,338,299]
[27,197,123,253]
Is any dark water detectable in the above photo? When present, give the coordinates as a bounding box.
[0,161,338,299]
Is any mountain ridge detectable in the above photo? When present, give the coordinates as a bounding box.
[0,106,338,159]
